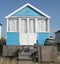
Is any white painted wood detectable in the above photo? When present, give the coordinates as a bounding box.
[20,18,28,45]
[29,19,35,33]
[19,18,21,45]
[27,18,29,45]
[20,18,37,45]
[8,16,48,20]
[19,18,21,33]
[38,19,42,32]
[42,20,46,32]
[7,19,8,32]
[21,19,27,33]
[20,33,28,45]
[27,18,29,33]
[35,18,38,32]
[28,33,37,45]
[28,19,37,45]
[14,20,17,31]
[48,19,50,33]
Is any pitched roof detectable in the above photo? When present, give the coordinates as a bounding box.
[55,30,60,34]
[5,3,50,18]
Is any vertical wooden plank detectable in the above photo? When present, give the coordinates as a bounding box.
[7,19,8,32]
[38,45,57,62]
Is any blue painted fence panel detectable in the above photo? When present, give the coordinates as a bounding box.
[7,32,19,46]
[37,32,49,45]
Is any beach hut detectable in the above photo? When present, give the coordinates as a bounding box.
[55,30,60,44]
[5,3,50,45]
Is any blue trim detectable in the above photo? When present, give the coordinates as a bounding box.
[12,6,44,16]
[37,32,49,45]
[7,32,19,46]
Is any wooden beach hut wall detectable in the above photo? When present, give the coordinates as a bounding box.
[5,3,50,46]
[55,30,60,44]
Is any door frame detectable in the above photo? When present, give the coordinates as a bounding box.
[19,17,37,45]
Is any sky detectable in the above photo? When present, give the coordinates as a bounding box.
[0,0,60,37]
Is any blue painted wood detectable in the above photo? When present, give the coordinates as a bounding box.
[12,6,44,16]
[37,32,49,45]
[7,32,19,45]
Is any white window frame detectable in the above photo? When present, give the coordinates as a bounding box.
[37,18,49,32]
[7,19,19,32]
[20,18,36,33]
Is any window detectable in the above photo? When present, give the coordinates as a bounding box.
[38,19,46,32]
[41,20,46,32]
[21,19,27,33]
[21,18,35,33]
[38,19,41,32]
[29,19,35,33]
[8,19,19,32]
[46,20,48,32]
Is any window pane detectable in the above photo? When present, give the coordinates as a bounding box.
[16,19,19,32]
[21,19,27,33]
[8,19,18,32]
[46,20,48,32]
[42,20,46,32]
[29,19,35,33]
[38,19,46,32]
[33,20,35,33]
[38,19,41,32]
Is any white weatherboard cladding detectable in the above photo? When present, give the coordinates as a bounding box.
[48,19,50,33]
[0,26,1,39]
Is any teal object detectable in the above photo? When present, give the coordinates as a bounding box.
[12,6,44,16]
[7,32,19,46]
[37,32,49,45]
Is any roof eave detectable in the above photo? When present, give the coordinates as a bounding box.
[55,30,60,34]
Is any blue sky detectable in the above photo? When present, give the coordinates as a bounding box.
[0,0,60,37]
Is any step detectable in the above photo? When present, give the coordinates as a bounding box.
[18,56,32,61]
[18,45,36,51]
[18,61,35,64]
[18,53,31,56]
[17,45,37,61]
